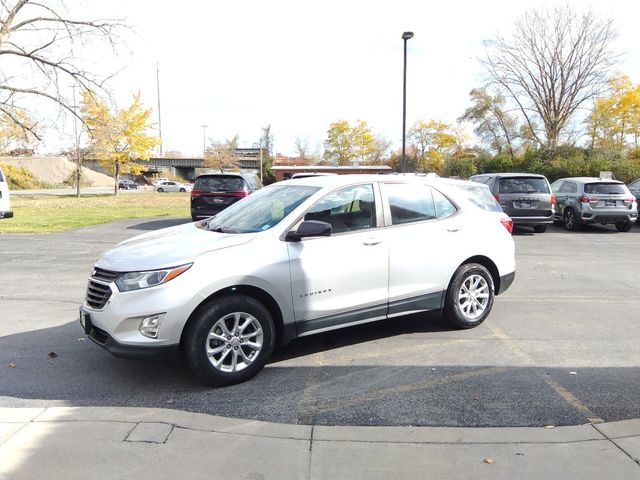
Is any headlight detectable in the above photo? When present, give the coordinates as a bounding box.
[114,264,192,292]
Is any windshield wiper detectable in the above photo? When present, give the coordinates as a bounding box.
[209,226,237,234]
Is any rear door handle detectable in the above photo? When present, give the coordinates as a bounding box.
[447,227,461,232]
[362,238,383,246]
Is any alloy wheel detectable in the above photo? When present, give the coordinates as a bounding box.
[457,274,490,320]
[205,312,263,373]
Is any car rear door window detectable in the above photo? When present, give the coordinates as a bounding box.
[559,182,577,194]
[432,189,457,219]
[384,183,436,225]
[498,177,549,194]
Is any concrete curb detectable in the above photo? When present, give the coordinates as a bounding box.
[2,407,640,479]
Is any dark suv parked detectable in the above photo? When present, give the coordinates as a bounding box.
[191,172,263,221]
[469,173,554,232]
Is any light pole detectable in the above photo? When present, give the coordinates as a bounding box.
[401,31,413,174]
[201,124,208,158]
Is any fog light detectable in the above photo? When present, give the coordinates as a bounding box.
[139,313,165,339]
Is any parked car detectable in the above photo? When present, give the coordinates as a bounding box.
[0,165,13,219]
[154,181,192,193]
[469,173,554,232]
[190,172,262,221]
[80,175,516,386]
[118,179,139,190]
[628,178,640,226]
[551,177,638,231]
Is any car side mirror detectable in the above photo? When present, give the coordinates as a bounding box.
[285,220,332,242]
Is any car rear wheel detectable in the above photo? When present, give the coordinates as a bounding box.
[443,263,495,329]
[615,221,632,232]
[184,295,275,386]
[180,188,186,192]
[563,208,580,231]
[533,224,548,233]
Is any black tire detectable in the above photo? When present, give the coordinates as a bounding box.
[157,188,164,193]
[184,295,275,386]
[533,224,548,233]
[180,188,186,192]
[615,221,632,232]
[563,208,580,231]
[443,263,495,329]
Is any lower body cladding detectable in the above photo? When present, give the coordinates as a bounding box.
[79,271,516,362]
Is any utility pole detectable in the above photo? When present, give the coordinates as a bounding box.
[201,125,208,158]
[71,84,81,198]
[156,63,163,157]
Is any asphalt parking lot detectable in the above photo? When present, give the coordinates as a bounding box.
[1,218,639,427]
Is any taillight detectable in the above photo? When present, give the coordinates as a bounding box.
[191,189,205,197]
[493,194,500,201]
[550,195,556,205]
[500,217,513,234]
[579,195,599,204]
[231,189,249,197]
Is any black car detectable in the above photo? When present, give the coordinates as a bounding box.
[118,179,139,190]
[469,173,555,232]
[190,172,263,221]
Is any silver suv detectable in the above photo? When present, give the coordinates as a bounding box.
[80,175,516,386]
[469,173,554,233]
[551,177,638,232]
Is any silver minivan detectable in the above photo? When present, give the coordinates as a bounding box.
[0,165,13,219]
[469,173,554,232]
[551,177,638,231]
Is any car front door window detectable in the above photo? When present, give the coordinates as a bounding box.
[304,184,376,234]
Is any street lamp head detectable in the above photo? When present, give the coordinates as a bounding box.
[402,31,414,41]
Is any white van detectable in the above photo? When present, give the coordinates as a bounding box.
[0,165,13,219]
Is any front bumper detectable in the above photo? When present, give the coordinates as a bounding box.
[80,307,179,361]
[0,210,13,218]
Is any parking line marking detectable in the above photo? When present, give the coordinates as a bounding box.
[486,321,604,424]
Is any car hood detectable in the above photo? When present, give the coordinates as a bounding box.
[95,222,256,272]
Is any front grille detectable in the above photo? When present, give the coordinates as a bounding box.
[85,267,120,309]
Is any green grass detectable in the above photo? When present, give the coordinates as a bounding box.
[0,192,190,234]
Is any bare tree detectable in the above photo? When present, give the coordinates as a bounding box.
[293,135,313,163]
[0,0,123,139]
[482,6,618,155]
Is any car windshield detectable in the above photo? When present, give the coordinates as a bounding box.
[204,184,319,233]
[195,176,245,192]
[499,177,549,194]
[584,183,628,194]
[452,184,502,212]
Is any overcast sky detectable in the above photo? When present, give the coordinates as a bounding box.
[45,0,640,156]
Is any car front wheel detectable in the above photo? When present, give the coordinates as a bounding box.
[157,188,164,193]
[180,188,186,192]
[443,263,495,329]
[184,295,275,386]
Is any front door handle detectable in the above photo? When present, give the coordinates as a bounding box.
[362,238,383,246]
[447,227,461,233]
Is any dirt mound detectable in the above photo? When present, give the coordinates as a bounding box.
[0,156,114,187]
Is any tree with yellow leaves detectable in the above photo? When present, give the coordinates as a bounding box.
[586,76,640,153]
[0,111,40,154]
[81,91,159,194]
[408,120,457,173]
[323,120,377,166]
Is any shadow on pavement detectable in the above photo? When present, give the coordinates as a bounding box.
[2,316,640,427]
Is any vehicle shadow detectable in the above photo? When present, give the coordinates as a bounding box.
[127,218,192,231]
[2,319,640,427]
